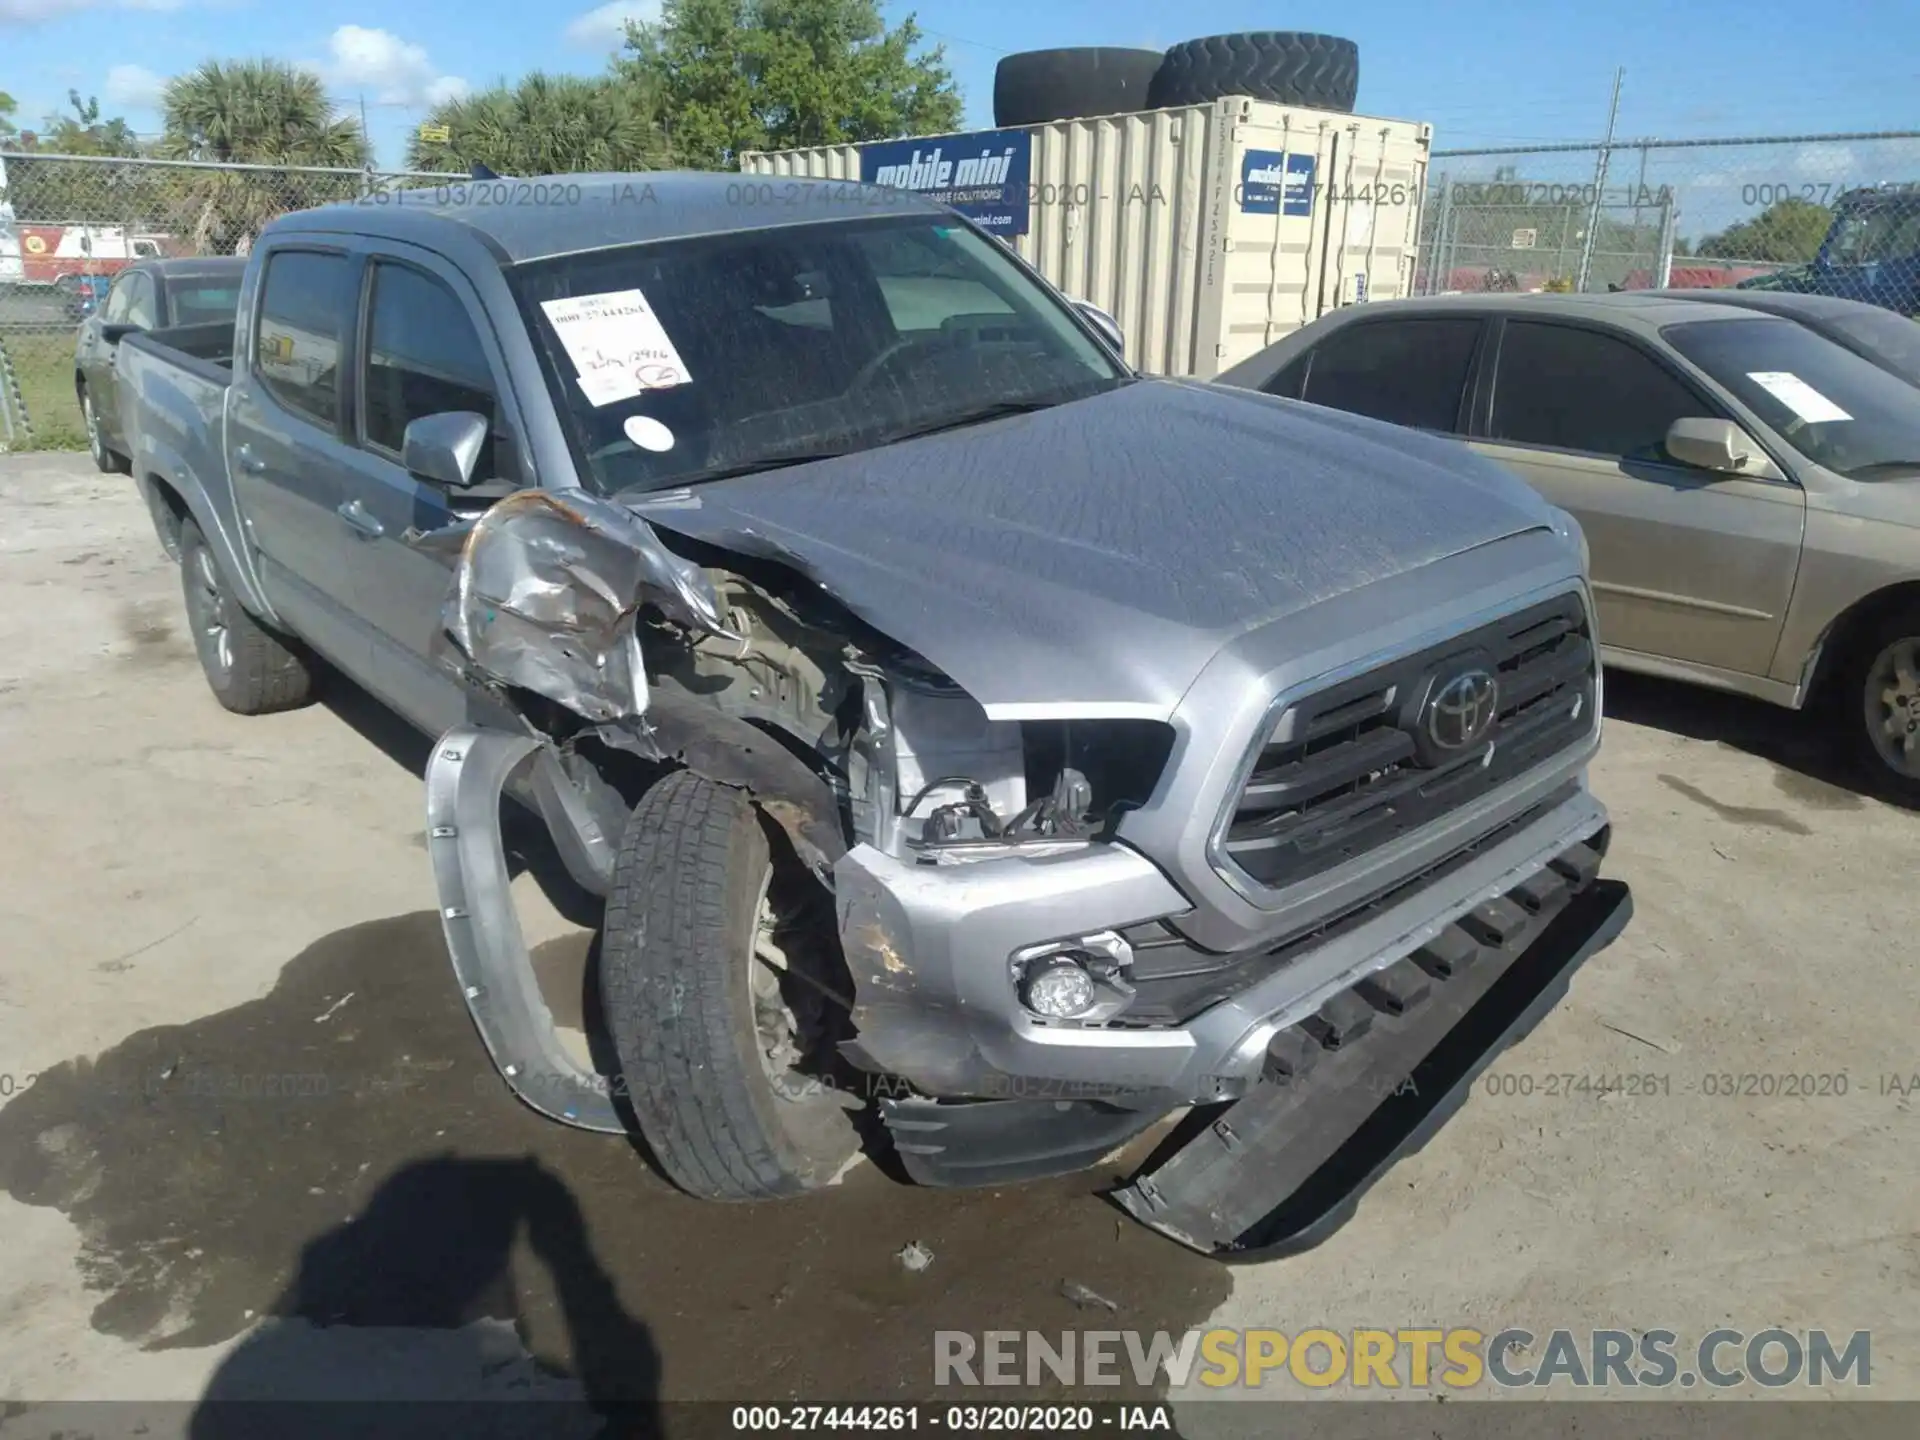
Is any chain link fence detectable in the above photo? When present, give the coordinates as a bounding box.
[8,135,1920,449]
[0,152,460,451]
[1415,130,1920,305]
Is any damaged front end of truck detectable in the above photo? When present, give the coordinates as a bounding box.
[413,473,1630,1258]
[414,485,1177,1127]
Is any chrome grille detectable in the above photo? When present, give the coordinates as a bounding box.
[1220,592,1596,891]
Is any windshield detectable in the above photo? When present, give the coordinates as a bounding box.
[511,215,1129,495]
[170,283,241,326]
[1825,199,1920,265]
[1664,316,1920,478]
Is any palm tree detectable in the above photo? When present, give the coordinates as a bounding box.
[407,73,668,176]
[156,60,371,253]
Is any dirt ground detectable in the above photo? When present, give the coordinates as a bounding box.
[1,451,1915,1432]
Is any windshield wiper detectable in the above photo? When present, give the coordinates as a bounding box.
[630,449,851,492]
[878,398,1068,445]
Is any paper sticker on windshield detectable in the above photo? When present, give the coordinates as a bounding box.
[540,289,692,407]
[1747,371,1852,424]
[623,414,675,452]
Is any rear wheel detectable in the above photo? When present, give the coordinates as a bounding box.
[79,382,128,475]
[1842,608,1920,806]
[599,770,860,1200]
[178,518,315,714]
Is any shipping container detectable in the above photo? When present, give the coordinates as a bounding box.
[741,97,1432,379]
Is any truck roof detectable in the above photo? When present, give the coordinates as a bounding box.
[278,171,952,264]
[1317,290,1786,334]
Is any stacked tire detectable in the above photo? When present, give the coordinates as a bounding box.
[991,32,1361,129]
[992,48,1165,129]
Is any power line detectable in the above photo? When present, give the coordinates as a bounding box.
[917,27,1013,56]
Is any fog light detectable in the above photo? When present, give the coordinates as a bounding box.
[1021,956,1098,1019]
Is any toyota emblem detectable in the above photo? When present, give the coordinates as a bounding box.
[1425,669,1500,752]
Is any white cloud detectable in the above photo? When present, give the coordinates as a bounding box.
[315,25,469,108]
[1791,143,1856,177]
[563,0,659,50]
[104,63,168,109]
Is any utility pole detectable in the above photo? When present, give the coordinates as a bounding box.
[1574,68,1624,293]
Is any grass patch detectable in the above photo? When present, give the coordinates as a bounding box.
[0,329,86,451]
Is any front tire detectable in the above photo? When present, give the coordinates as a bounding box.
[600,770,859,1200]
[1842,608,1920,807]
[178,518,315,714]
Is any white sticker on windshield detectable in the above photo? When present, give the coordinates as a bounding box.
[1747,371,1852,424]
[540,289,692,408]
[623,414,675,452]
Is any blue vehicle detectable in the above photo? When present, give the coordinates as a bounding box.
[1739,184,1920,314]
[68,272,114,319]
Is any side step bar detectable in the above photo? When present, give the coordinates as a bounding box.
[1111,842,1631,1258]
[424,726,625,1134]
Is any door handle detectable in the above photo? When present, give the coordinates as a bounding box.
[336,498,385,540]
[233,443,267,474]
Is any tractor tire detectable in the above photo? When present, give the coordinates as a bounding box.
[1147,32,1360,114]
[993,47,1167,128]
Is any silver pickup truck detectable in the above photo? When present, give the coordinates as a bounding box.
[115,174,1630,1256]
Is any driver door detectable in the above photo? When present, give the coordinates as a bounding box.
[330,248,529,735]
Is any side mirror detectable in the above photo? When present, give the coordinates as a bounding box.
[1665,417,1763,474]
[99,322,138,344]
[401,411,490,488]
[1072,300,1125,357]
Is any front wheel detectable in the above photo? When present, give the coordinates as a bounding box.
[599,770,860,1199]
[1843,609,1920,807]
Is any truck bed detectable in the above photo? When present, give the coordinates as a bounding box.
[117,322,237,562]
[130,320,235,384]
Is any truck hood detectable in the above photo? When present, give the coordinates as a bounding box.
[632,379,1561,720]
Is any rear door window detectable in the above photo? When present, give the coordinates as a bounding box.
[254,250,354,429]
[1490,320,1709,460]
[1297,318,1482,432]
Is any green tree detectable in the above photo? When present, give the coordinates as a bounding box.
[407,73,668,174]
[0,94,149,227]
[1696,198,1833,264]
[155,60,371,253]
[158,60,368,166]
[38,91,143,156]
[0,90,19,143]
[621,0,963,170]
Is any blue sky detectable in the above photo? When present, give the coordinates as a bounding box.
[2,0,1916,171]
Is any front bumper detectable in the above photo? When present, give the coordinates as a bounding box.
[877,834,1629,1237]
[1113,873,1632,1256]
[836,782,1611,1105]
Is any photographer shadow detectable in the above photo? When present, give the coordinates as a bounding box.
[190,1154,660,1440]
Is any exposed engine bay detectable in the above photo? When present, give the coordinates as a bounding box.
[412,487,1174,874]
